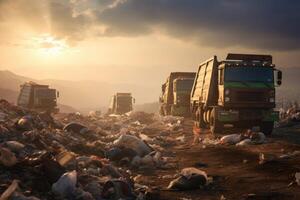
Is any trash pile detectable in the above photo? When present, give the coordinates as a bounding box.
[278,101,300,128]
[0,100,187,199]
[220,128,266,146]
[196,127,267,147]
[167,167,212,191]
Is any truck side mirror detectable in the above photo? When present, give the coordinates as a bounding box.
[133,98,136,104]
[57,91,60,98]
[276,70,282,86]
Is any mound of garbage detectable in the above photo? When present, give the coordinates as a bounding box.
[0,99,187,200]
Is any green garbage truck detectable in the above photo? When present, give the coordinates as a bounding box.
[17,82,59,112]
[108,93,135,115]
[160,72,196,116]
[190,53,282,135]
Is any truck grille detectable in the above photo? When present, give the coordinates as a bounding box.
[236,91,265,102]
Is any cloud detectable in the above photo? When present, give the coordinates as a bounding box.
[0,0,300,50]
[97,0,300,51]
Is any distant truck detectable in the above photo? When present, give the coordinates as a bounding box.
[108,93,135,115]
[160,72,196,116]
[17,82,59,112]
[191,53,282,135]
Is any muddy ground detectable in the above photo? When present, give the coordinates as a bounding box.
[133,120,300,200]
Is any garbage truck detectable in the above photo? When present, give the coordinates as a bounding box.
[159,72,196,116]
[17,82,59,112]
[190,53,282,135]
[108,93,135,115]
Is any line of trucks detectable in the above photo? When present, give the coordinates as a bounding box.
[16,53,282,135]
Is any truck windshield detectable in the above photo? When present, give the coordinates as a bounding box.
[225,67,274,83]
[175,79,194,92]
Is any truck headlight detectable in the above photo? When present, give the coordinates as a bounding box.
[225,89,230,95]
[269,97,275,103]
[225,97,230,102]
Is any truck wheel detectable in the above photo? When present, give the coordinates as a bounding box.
[159,106,164,116]
[260,122,274,136]
[210,111,223,134]
[198,108,206,128]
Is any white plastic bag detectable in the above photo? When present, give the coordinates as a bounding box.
[113,134,151,156]
[220,134,241,145]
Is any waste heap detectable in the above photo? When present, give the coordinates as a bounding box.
[0,99,185,200]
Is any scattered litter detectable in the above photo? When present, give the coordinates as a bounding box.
[220,134,241,145]
[0,180,19,200]
[52,170,77,197]
[0,147,17,167]
[295,173,300,186]
[113,134,152,157]
[168,167,208,191]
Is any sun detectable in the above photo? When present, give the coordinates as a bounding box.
[33,35,67,57]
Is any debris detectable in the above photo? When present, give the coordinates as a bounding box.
[63,122,88,133]
[0,147,17,167]
[0,180,19,200]
[259,153,277,164]
[250,132,266,144]
[167,167,208,190]
[113,134,152,157]
[220,134,241,145]
[295,172,300,186]
[236,139,253,146]
[16,116,33,131]
[56,151,77,167]
[52,170,77,197]
[3,141,25,153]
[106,147,137,162]
[101,179,135,200]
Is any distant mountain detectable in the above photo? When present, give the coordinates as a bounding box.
[0,88,18,103]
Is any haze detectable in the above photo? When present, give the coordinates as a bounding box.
[1,0,300,107]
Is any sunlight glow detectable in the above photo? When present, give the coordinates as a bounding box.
[33,34,68,57]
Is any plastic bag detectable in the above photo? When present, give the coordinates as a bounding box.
[52,171,77,197]
[113,135,151,156]
[220,134,241,145]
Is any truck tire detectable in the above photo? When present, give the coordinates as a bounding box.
[210,110,223,134]
[159,105,164,116]
[165,105,171,116]
[197,107,206,128]
[260,122,274,135]
[171,105,176,116]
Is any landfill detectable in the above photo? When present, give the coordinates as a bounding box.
[0,100,194,200]
[1,99,300,199]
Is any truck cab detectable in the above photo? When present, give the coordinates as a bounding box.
[17,82,59,113]
[191,54,282,135]
[108,93,134,115]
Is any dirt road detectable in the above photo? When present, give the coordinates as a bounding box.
[136,120,300,200]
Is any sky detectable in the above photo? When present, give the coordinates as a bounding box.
[1,0,300,87]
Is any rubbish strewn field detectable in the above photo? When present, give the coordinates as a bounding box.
[0,99,300,200]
